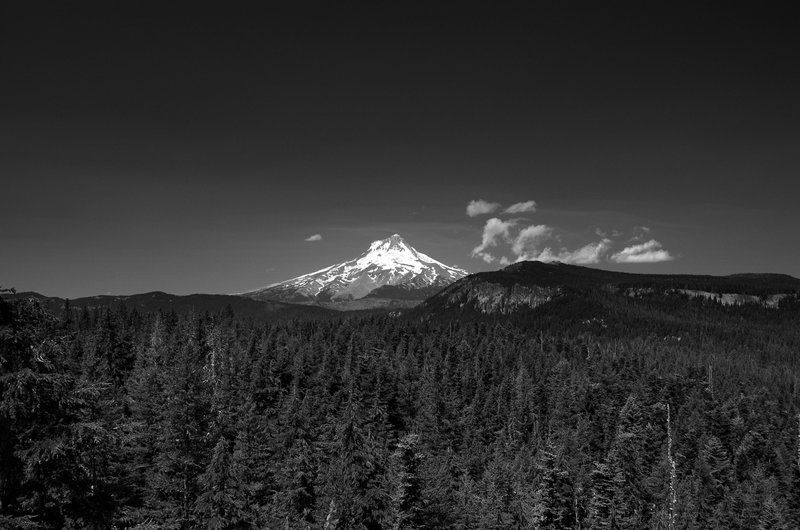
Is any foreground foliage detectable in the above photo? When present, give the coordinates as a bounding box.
[1,293,799,529]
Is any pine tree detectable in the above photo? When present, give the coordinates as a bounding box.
[387,433,424,530]
[528,444,573,529]
[272,390,319,529]
[609,395,652,528]
[120,315,167,524]
[757,496,786,530]
[148,324,211,528]
[0,297,118,528]
[787,414,800,527]
[195,437,239,530]
[586,460,623,529]
[228,400,277,528]
[696,435,733,527]
[317,399,386,529]
[473,449,519,529]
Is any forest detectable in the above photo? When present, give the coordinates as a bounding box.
[1,291,799,529]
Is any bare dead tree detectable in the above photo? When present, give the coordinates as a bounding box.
[667,404,677,530]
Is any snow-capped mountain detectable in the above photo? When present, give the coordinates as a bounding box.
[242,234,468,306]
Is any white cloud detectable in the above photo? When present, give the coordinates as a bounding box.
[511,224,552,257]
[471,217,516,263]
[504,200,537,214]
[611,239,674,263]
[561,239,613,264]
[503,220,612,265]
[305,234,322,242]
[502,218,611,265]
[466,199,501,217]
[521,238,613,265]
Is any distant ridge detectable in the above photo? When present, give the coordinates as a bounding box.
[2,291,337,320]
[486,261,800,292]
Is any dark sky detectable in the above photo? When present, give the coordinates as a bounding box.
[2,3,799,298]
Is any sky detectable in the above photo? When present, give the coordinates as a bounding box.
[2,3,799,298]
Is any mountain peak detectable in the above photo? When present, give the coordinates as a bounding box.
[367,234,410,252]
[242,235,468,305]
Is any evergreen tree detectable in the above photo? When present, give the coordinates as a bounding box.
[195,437,240,530]
[387,433,424,530]
[228,400,277,528]
[317,399,386,529]
[528,444,573,529]
[757,496,786,530]
[586,460,623,529]
[148,328,211,528]
[272,390,319,529]
[697,436,733,524]
[0,298,118,528]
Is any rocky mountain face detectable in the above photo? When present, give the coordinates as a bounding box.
[427,276,560,315]
[241,234,468,308]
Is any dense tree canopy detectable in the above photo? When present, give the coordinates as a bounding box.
[1,291,799,528]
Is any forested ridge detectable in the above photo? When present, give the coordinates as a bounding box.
[1,291,800,529]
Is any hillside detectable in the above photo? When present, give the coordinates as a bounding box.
[415,261,800,318]
[4,290,337,321]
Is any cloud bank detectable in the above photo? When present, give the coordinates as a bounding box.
[467,199,676,266]
[305,234,322,242]
[512,236,614,265]
[473,216,618,265]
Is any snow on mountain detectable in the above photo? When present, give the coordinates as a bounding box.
[242,234,468,303]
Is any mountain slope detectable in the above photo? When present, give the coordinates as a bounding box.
[415,261,800,318]
[242,234,468,307]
